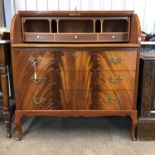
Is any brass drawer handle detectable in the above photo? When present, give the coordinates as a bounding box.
[28,56,44,64]
[108,57,123,64]
[108,76,123,83]
[31,76,46,84]
[32,98,47,105]
[28,56,44,85]
[108,97,123,104]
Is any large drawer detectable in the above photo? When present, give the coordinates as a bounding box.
[15,89,134,110]
[13,50,137,71]
[97,51,137,70]
[14,70,136,90]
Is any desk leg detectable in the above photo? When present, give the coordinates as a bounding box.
[1,67,11,138]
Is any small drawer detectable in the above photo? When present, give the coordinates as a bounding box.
[24,33,54,42]
[98,90,134,110]
[97,51,137,70]
[13,51,60,71]
[55,34,97,42]
[96,71,136,90]
[98,33,129,42]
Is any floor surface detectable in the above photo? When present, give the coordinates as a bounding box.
[0,116,155,155]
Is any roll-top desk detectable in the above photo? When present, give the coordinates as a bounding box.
[11,11,141,140]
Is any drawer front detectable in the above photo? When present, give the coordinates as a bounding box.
[97,51,137,70]
[13,50,137,71]
[97,71,136,90]
[55,34,97,42]
[24,33,54,42]
[13,51,59,71]
[14,70,136,90]
[15,88,135,110]
[98,90,134,110]
[98,33,129,42]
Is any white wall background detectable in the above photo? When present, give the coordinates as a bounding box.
[4,0,155,34]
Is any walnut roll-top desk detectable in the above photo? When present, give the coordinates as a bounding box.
[10,11,141,140]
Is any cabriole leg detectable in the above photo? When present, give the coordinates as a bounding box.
[129,112,137,140]
[15,111,23,141]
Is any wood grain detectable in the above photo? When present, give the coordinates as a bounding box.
[13,49,136,111]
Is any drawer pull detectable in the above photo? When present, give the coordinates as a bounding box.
[112,35,115,39]
[108,97,123,104]
[108,76,123,83]
[37,35,40,39]
[28,56,44,85]
[108,57,123,64]
[31,76,46,84]
[32,98,47,105]
[28,56,44,64]
[74,35,78,39]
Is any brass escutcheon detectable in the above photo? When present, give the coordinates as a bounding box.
[108,76,123,83]
[108,97,123,104]
[28,56,44,64]
[108,57,123,64]
[32,97,47,105]
[31,76,46,84]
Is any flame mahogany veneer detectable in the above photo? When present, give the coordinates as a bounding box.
[10,11,141,140]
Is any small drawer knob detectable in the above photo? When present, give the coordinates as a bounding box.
[74,35,78,39]
[37,35,40,39]
[112,35,115,39]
